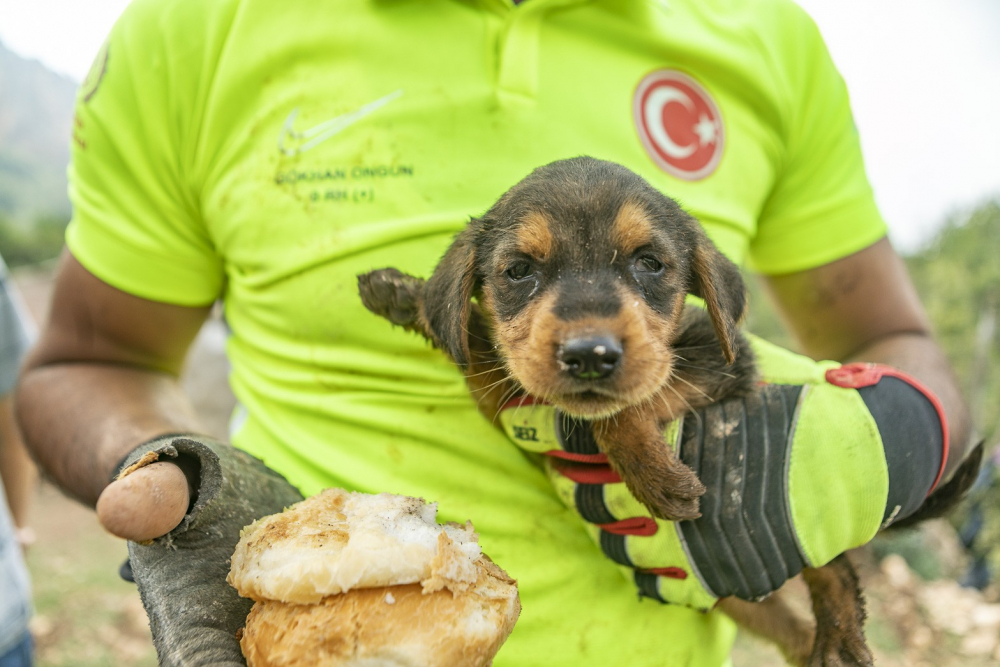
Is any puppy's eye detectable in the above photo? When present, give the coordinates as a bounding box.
[634,255,664,274]
[506,262,534,281]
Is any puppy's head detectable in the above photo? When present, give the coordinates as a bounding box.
[422,157,746,417]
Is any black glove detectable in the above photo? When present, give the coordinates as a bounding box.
[119,435,303,666]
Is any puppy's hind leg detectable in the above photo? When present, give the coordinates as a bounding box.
[801,553,874,667]
[717,588,815,667]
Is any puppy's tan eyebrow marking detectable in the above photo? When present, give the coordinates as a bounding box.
[516,210,554,260]
[611,201,655,255]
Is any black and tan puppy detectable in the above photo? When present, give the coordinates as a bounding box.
[358,157,979,666]
[362,157,755,521]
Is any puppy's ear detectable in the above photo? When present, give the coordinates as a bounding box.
[421,224,478,368]
[686,224,747,365]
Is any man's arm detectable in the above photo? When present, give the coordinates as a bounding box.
[0,396,37,533]
[17,252,304,666]
[762,236,974,478]
[16,252,211,506]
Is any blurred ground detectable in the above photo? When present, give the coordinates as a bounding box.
[12,265,1000,666]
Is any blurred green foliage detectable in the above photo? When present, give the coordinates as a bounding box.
[744,273,795,352]
[905,201,1000,445]
[0,213,67,268]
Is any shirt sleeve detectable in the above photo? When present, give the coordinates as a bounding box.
[66,0,226,306]
[748,4,887,276]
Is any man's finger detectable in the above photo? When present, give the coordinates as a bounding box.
[96,461,190,541]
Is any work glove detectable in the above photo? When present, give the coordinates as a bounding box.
[114,435,303,666]
[500,336,951,611]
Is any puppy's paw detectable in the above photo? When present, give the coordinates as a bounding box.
[806,639,874,667]
[624,460,706,522]
[597,424,708,522]
[802,556,873,667]
[358,268,425,327]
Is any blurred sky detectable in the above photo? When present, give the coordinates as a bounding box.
[1,0,998,251]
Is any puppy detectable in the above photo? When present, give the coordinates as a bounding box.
[362,157,754,521]
[358,157,979,666]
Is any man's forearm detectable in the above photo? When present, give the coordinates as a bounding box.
[16,363,204,506]
[763,239,974,483]
[843,332,973,480]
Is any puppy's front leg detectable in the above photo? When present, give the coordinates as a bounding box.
[358,268,515,422]
[358,268,430,336]
[592,407,705,521]
[717,590,815,667]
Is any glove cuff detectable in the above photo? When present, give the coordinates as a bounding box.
[826,363,949,500]
[120,435,303,666]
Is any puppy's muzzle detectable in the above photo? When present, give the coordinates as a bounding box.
[558,336,623,380]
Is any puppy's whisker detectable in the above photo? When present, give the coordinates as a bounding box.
[656,390,676,421]
[501,383,521,404]
[463,359,508,370]
[491,385,523,425]
[511,386,540,424]
[671,375,712,401]
[477,376,514,399]
[561,415,581,444]
[673,362,737,379]
[463,366,506,379]
[668,383,703,431]
[664,383,695,417]
[460,323,493,341]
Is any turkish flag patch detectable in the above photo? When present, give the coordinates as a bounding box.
[633,70,725,181]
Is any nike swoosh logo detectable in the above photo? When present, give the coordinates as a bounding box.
[277,89,404,157]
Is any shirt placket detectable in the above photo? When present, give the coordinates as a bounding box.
[487,0,590,106]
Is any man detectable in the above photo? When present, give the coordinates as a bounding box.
[16,0,973,665]
[0,255,35,667]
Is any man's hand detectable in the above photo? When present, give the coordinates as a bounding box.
[500,334,964,611]
[497,237,976,612]
[97,435,303,666]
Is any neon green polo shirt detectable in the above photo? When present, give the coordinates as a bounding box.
[67,0,886,664]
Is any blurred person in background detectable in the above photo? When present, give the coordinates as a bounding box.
[0,254,36,667]
[14,0,977,665]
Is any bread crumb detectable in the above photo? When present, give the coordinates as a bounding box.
[385,592,395,604]
[423,531,479,595]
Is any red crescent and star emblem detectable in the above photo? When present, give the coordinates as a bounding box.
[633,70,724,181]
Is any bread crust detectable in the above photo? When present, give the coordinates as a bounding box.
[240,556,520,667]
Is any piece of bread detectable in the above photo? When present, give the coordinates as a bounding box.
[239,557,519,667]
[229,489,520,667]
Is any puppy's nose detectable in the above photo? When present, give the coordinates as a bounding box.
[559,337,623,380]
